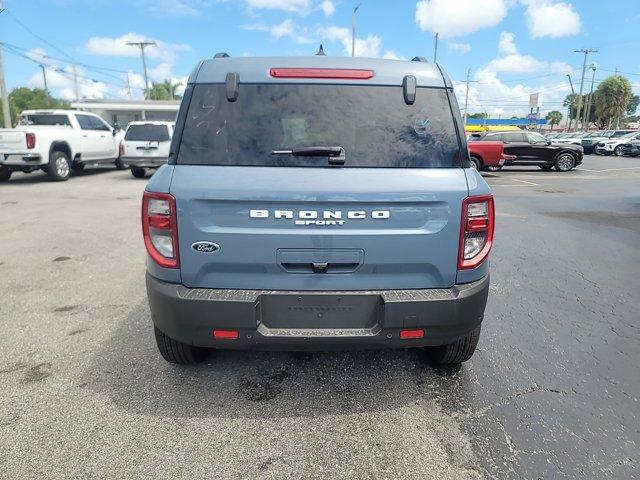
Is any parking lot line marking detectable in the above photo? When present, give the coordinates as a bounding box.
[580,167,640,173]
[511,178,539,186]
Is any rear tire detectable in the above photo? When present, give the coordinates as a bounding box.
[485,165,503,172]
[115,158,127,170]
[469,155,482,170]
[131,167,146,178]
[426,325,481,365]
[0,165,11,181]
[154,326,206,365]
[47,151,71,181]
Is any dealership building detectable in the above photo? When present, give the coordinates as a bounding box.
[70,99,180,128]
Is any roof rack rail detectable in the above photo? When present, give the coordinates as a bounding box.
[214,52,230,58]
[412,56,428,63]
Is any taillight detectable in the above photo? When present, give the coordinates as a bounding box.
[142,192,179,269]
[26,132,36,149]
[458,195,494,270]
[119,141,125,157]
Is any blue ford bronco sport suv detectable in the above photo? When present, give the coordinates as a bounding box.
[143,53,494,365]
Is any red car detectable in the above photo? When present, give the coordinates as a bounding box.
[468,140,516,171]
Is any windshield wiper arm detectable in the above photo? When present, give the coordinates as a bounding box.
[271,146,345,165]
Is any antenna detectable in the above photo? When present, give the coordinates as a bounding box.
[316,44,326,56]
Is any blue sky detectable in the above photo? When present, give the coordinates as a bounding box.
[1,0,639,116]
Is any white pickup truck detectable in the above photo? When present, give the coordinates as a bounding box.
[0,109,124,182]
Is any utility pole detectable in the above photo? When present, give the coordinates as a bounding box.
[433,32,439,63]
[566,74,575,131]
[40,65,48,93]
[582,65,596,130]
[125,71,132,99]
[0,0,12,127]
[462,69,477,127]
[72,65,79,101]
[351,3,361,57]
[127,41,156,99]
[574,48,598,131]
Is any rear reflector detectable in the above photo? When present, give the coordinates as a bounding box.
[213,330,239,339]
[400,329,424,339]
[269,68,374,80]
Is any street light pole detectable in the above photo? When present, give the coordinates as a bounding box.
[0,0,12,127]
[127,41,156,99]
[582,65,596,129]
[462,69,477,127]
[433,32,439,63]
[574,48,598,131]
[351,3,361,57]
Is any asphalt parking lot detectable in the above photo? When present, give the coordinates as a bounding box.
[1,155,638,479]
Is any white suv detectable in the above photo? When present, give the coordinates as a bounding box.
[594,131,640,156]
[119,121,174,178]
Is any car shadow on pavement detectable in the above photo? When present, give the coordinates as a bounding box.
[79,303,475,420]
[1,167,118,185]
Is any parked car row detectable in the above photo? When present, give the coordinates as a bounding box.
[547,130,639,155]
[0,109,174,182]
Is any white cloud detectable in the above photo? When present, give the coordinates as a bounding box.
[523,0,580,38]
[148,0,198,16]
[319,0,335,16]
[243,19,314,43]
[246,0,313,14]
[448,42,471,54]
[382,51,407,60]
[317,25,350,42]
[26,48,47,63]
[316,26,381,57]
[85,33,191,64]
[28,65,108,101]
[485,32,571,74]
[415,0,508,38]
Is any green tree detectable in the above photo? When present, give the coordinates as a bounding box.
[545,110,563,130]
[594,75,633,128]
[149,80,182,101]
[468,112,488,119]
[0,88,70,127]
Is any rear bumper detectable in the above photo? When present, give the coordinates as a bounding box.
[146,273,489,350]
[121,156,167,168]
[1,153,43,166]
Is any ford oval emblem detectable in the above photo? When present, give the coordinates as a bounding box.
[191,241,220,253]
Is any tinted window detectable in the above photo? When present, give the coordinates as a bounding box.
[125,124,170,142]
[77,114,110,131]
[178,84,461,168]
[612,131,632,137]
[526,132,547,143]
[502,132,525,143]
[23,114,70,126]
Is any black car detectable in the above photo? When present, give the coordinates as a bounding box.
[619,140,640,157]
[474,130,583,171]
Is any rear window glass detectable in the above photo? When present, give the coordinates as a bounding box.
[125,124,170,142]
[178,84,460,168]
[21,114,71,126]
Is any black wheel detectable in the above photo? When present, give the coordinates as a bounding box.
[47,151,71,181]
[115,158,127,170]
[0,165,11,181]
[426,325,481,365]
[539,164,553,171]
[469,155,482,170]
[131,167,146,178]
[554,152,576,172]
[154,326,206,365]
[614,145,624,156]
[485,165,503,172]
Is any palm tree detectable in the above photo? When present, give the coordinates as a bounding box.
[545,110,563,131]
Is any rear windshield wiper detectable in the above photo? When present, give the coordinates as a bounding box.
[271,146,345,165]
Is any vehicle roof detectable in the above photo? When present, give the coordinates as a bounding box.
[20,109,96,115]
[126,121,174,127]
[189,55,452,88]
